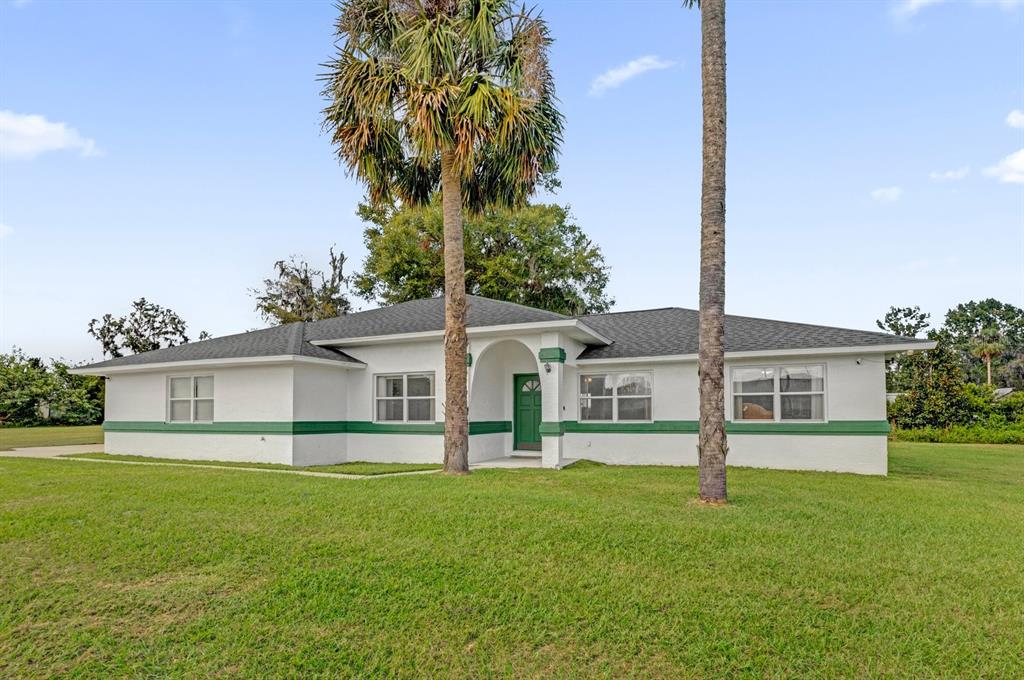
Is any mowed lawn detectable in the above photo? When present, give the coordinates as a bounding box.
[0,425,103,450]
[1,443,1022,677]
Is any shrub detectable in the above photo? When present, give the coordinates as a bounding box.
[0,350,103,427]
[889,424,1024,445]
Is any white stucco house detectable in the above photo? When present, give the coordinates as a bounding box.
[74,295,934,475]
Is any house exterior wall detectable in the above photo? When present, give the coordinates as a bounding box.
[103,364,297,464]
[97,341,890,475]
[560,352,888,475]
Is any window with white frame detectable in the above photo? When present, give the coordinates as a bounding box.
[375,373,435,422]
[168,376,214,423]
[731,365,825,421]
[579,372,652,421]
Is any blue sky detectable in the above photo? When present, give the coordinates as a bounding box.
[1,0,1022,363]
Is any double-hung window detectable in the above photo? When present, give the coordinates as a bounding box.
[732,365,825,421]
[375,373,435,422]
[168,376,214,423]
[579,372,652,421]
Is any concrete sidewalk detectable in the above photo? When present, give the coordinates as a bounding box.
[0,444,105,458]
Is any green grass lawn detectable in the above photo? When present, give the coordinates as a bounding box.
[65,452,441,476]
[2,442,1022,677]
[0,424,103,450]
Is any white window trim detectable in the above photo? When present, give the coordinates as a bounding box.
[578,371,654,423]
[730,364,827,423]
[166,375,214,423]
[373,372,436,423]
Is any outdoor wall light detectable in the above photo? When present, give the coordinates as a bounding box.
[544,362,552,373]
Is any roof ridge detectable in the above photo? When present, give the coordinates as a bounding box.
[578,306,689,318]
[717,311,915,341]
[287,322,306,355]
[465,294,570,318]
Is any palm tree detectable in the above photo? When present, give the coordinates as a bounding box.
[971,327,1005,386]
[684,0,728,503]
[322,0,562,474]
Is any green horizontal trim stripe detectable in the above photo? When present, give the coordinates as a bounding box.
[468,420,513,435]
[538,421,565,437]
[104,420,513,436]
[343,422,443,435]
[104,419,888,437]
[726,420,891,436]
[104,421,297,435]
[538,347,567,363]
[540,420,889,437]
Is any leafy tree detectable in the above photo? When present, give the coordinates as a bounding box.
[876,305,932,391]
[252,247,352,325]
[888,335,971,429]
[88,298,208,359]
[684,0,728,503]
[876,305,930,338]
[998,357,1024,390]
[323,0,562,474]
[970,327,1006,386]
[43,360,104,425]
[0,349,49,426]
[0,350,103,426]
[354,201,612,315]
[942,299,1024,386]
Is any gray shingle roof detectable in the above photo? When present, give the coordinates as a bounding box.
[77,296,565,371]
[77,321,363,371]
[304,295,566,341]
[77,295,927,372]
[576,307,929,360]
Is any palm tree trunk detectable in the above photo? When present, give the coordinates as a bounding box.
[697,0,728,503]
[986,355,992,386]
[440,149,470,474]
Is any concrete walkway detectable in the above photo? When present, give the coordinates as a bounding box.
[470,455,579,469]
[1,446,571,476]
[54,457,442,480]
[0,444,104,458]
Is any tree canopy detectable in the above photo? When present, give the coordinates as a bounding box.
[0,349,103,427]
[321,0,563,212]
[943,299,1024,386]
[251,247,352,325]
[353,201,612,315]
[87,298,209,359]
[876,305,930,338]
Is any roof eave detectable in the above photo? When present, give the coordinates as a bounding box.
[575,341,937,365]
[69,354,367,376]
[311,319,613,348]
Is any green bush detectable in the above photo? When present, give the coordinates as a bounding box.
[0,350,103,427]
[890,424,1024,444]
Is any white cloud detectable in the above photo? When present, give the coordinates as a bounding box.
[892,0,1021,20]
[589,56,675,97]
[871,186,903,202]
[1007,109,1024,128]
[984,149,1024,184]
[0,110,101,160]
[891,0,945,19]
[976,0,1023,8]
[929,166,970,181]
[0,223,13,238]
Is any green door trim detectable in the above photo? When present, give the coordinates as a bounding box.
[513,373,542,451]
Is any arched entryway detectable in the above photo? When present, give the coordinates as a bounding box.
[468,339,542,461]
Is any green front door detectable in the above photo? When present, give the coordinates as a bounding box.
[514,374,542,451]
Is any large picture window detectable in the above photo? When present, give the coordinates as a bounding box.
[579,372,652,421]
[168,376,214,423]
[732,365,825,422]
[375,373,435,422]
